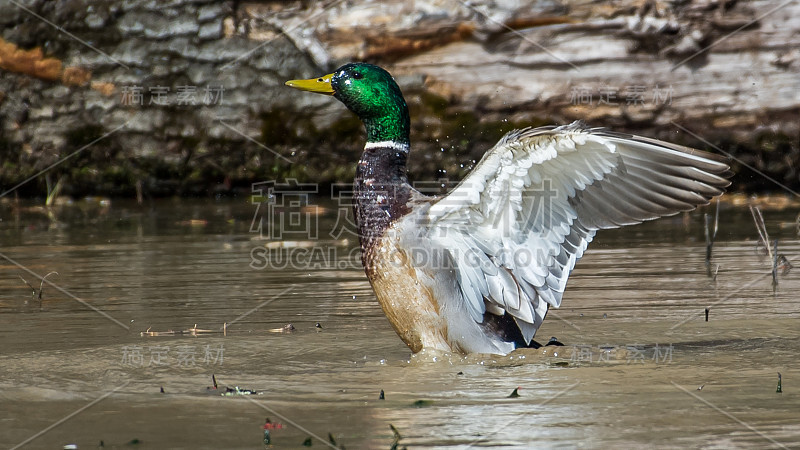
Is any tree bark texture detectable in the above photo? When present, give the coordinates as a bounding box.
[0,0,797,197]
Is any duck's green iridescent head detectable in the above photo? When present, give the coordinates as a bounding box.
[286,63,410,147]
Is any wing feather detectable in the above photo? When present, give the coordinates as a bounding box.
[426,121,730,345]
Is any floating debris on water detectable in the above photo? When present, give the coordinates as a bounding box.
[263,417,284,445]
[211,374,218,390]
[705,308,709,322]
[749,204,787,291]
[772,240,779,290]
[508,387,521,398]
[750,205,770,258]
[328,432,344,449]
[777,372,782,393]
[160,386,165,394]
[140,324,222,337]
[777,255,793,275]
[206,374,259,396]
[379,389,385,400]
[268,324,296,333]
[263,418,283,430]
[302,437,313,446]
[413,399,433,408]
[390,424,406,450]
[697,384,705,391]
[222,386,260,396]
[19,271,58,310]
[315,322,323,329]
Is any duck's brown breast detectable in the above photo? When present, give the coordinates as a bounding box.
[366,227,451,353]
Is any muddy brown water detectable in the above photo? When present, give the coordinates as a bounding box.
[0,198,798,449]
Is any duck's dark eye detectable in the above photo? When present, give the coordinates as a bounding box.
[352,72,363,80]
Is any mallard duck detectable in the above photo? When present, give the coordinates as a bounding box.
[286,63,730,355]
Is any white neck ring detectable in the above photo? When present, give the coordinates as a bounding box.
[364,141,409,152]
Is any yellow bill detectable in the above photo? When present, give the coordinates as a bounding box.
[285,73,335,95]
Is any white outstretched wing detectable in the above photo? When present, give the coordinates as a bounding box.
[425,122,730,344]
